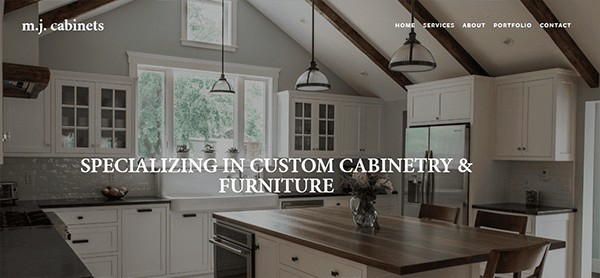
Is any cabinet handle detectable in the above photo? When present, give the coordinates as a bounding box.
[2,132,10,142]
[183,213,197,218]
[291,256,298,262]
[77,216,84,220]
[517,147,522,150]
[137,209,152,213]
[255,245,260,250]
[522,147,526,150]
[436,117,440,120]
[331,271,339,277]
[72,239,89,244]
[45,143,50,148]
[66,230,72,240]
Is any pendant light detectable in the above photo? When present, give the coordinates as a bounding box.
[295,0,330,91]
[210,0,235,94]
[388,0,436,72]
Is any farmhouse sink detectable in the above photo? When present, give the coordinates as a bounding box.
[159,171,279,211]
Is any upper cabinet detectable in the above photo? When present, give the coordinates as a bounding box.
[406,76,492,127]
[3,70,136,157]
[493,69,577,161]
[277,90,383,158]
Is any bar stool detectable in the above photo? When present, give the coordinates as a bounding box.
[418,203,460,224]
[483,241,550,278]
[474,210,528,234]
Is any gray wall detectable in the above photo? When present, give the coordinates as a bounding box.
[39,0,359,95]
[2,4,38,65]
[574,78,600,277]
[382,99,407,213]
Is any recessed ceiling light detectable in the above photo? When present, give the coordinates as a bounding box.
[300,18,308,24]
[360,71,368,76]
[502,37,514,46]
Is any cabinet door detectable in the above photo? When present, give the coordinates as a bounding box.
[3,87,51,153]
[95,83,133,154]
[170,212,209,275]
[409,91,439,123]
[494,83,524,157]
[315,102,337,155]
[81,255,119,278]
[522,79,553,157]
[362,104,382,156]
[439,85,471,121]
[340,103,361,156]
[291,99,314,155]
[122,206,167,277]
[55,79,96,153]
[256,235,278,278]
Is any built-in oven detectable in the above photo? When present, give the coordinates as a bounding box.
[210,221,254,278]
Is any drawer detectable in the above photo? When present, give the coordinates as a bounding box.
[81,255,119,277]
[279,243,362,278]
[55,209,118,225]
[68,226,118,255]
[323,197,350,207]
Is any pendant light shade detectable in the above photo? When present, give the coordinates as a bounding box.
[296,0,330,91]
[388,0,436,72]
[210,0,235,94]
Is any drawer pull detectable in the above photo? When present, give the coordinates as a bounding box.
[137,209,152,213]
[291,256,298,262]
[77,216,83,220]
[72,239,89,244]
[183,213,197,218]
[331,271,339,277]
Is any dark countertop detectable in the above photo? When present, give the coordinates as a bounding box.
[278,190,398,199]
[472,202,577,215]
[0,226,93,278]
[214,207,564,276]
[35,196,171,209]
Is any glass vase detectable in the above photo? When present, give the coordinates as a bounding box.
[349,195,378,228]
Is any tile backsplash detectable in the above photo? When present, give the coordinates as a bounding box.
[507,161,574,208]
[0,157,157,200]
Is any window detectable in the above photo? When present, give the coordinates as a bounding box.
[130,52,279,161]
[181,0,238,52]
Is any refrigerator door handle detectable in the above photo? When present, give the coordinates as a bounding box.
[429,150,434,205]
[422,150,429,204]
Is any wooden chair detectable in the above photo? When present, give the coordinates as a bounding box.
[474,211,528,234]
[417,203,460,224]
[483,241,550,278]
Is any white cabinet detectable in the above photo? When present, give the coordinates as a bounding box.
[493,69,577,161]
[340,102,383,157]
[256,234,278,278]
[55,75,134,155]
[81,255,119,278]
[3,87,51,153]
[473,209,574,278]
[277,90,384,158]
[121,205,168,277]
[278,91,339,157]
[408,83,472,125]
[169,211,210,275]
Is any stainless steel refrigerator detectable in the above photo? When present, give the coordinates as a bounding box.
[403,124,469,225]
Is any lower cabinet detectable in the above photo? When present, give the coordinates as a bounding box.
[169,211,210,275]
[122,205,168,277]
[256,235,278,278]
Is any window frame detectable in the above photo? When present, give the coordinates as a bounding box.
[128,51,280,159]
[180,0,238,52]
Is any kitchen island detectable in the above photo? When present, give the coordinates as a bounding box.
[213,206,565,277]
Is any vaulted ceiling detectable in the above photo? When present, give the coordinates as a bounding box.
[247,0,600,101]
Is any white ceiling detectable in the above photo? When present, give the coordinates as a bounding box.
[247,0,600,101]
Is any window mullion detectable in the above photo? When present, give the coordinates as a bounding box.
[165,69,175,158]
[236,77,245,154]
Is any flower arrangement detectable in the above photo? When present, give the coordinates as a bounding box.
[341,171,393,200]
[202,144,215,153]
[226,147,239,153]
[176,144,190,153]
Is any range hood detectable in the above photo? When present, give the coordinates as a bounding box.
[3,62,50,99]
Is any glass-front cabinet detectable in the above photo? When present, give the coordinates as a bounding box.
[279,91,339,157]
[55,78,133,155]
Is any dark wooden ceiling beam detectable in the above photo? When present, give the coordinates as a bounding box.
[396,0,489,77]
[306,0,412,90]
[4,0,41,14]
[520,0,598,88]
[39,0,117,29]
